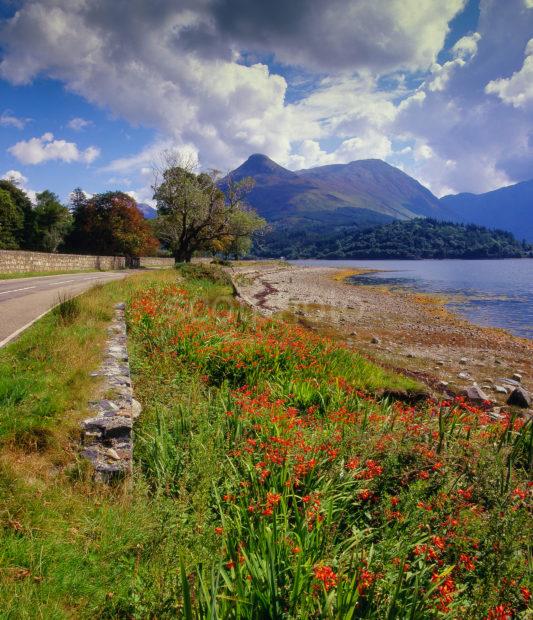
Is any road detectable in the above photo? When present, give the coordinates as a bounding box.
[0,271,129,348]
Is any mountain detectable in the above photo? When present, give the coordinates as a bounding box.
[226,154,448,229]
[441,180,533,242]
[298,159,444,219]
[137,202,158,219]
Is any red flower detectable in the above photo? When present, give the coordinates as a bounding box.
[485,604,512,620]
[313,565,338,591]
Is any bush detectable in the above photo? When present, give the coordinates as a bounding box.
[178,262,233,287]
[52,294,81,325]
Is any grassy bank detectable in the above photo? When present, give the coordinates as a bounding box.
[0,269,105,281]
[0,266,530,618]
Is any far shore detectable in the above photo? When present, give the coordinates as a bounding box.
[229,260,532,405]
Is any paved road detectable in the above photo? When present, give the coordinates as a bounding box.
[0,271,129,347]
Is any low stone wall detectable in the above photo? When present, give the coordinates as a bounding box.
[81,303,141,481]
[139,256,175,269]
[0,250,125,274]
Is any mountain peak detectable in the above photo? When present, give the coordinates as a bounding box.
[233,153,295,178]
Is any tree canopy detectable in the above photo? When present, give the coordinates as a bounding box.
[31,190,72,252]
[0,178,33,248]
[0,188,24,249]
[153,156,266,262]
[254,218,533,259]
[67,191,159,257]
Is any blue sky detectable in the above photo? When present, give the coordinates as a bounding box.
[0,0,532,204]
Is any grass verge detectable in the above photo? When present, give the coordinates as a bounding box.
[0,269,106,281]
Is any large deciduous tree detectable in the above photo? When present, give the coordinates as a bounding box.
[0,178,34,248]
[0,188,24,249]
[68,191,159,257]
[32,190,72,252]
[153,155,265,262]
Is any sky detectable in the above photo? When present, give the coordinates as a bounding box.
[0,0,532,205]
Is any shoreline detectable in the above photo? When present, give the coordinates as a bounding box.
[229,261,532,407]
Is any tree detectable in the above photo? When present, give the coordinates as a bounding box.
[0,188,24,249]
[67,191,159,257]
[153,154,266,262]
[32,190,72,252]
[0,178,33,248]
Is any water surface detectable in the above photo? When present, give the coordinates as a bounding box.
[291,259,533,339]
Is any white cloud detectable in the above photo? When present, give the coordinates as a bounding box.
[414,144,435,160]
[0,0,465,174]
[485,39,533,107]
[1,169,37,202]
[451,32,481,60]
[288,131,392,169]
[525,0,533,8]
[0,110,30,129]
[8,132,100,165]
[2,169,28,185]
[67,116,92,131]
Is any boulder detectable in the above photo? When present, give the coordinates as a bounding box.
[494,385,508,394]
[462,385,489,403]
[512,373,522,383]
[371,336,381,344]
[507,387,532,409]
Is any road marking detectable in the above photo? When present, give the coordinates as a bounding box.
[47,280,74,285]
[0,272,128,349]
[0,286,36,295]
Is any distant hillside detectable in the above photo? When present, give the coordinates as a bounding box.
[441,179,533,242]
[254,218,533,259]
[137,203,158,219]
[226,154,450,230]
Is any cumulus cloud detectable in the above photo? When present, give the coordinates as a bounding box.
[1,169,38,202]
[8,132,100,165]
[208,0,466,72]
[0,0,465,173]
[485,39,533,108]
[67,116,93,131]
[0,110,30,129]
[289,131,392,169]
[2,169,28,185]
[0,0,531,196]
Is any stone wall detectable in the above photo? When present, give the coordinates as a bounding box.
[139,256,175,269]
[0,250,125,274]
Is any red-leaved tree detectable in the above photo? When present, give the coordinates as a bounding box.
[68,191,159,257]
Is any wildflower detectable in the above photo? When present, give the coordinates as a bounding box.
[346,457,360,470]
[459,553,476,571]
[418,470,430,480]
[225,560,236,570]
[521,586,531,603]
[485,604,512,620]
[458,488,473,501]
[214,527,224,536]
[313,565,338,591]
[357,568,376,595]
[431,536,446,550]
[512,487,526,500]
[359,489,374,501]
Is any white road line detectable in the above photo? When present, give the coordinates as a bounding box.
[0,286,36,295]
[47,279,75,285]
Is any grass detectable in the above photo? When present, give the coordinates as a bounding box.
[0,269,105,280]
[0,266,530,618]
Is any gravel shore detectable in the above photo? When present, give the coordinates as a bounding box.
[229,261,532,406]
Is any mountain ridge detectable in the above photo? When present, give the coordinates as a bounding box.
[225,153,449,229]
